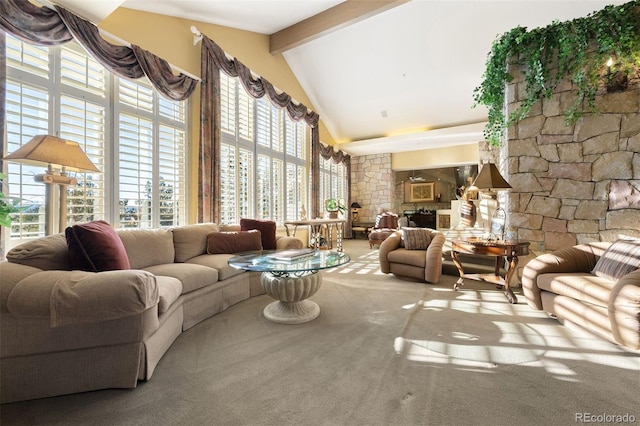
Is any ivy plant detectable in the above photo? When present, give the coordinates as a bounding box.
[473,0,640,146]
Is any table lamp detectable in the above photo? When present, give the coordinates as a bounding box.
[3,135,101,235]
[471,162,512,235]
[350,202,361,221]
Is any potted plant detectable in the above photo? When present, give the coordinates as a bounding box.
[325,198,346,219]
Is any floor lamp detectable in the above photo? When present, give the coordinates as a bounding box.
[471,162,512,236]
[3,135,101,235]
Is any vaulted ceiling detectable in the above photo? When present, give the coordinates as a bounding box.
[54,0,627,155]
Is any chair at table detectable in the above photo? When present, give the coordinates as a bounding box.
[368,212,399,248]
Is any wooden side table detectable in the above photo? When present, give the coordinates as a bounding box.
[351,221,374,239]
[450,238,530,304]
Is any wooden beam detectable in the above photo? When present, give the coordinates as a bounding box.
[270,0,410,55]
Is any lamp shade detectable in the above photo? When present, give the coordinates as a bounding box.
[3,135,100,173]
[351,202,361,209]
[472,163,511,191]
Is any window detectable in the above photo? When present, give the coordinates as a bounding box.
[4,35,188,245]
[319,155,347,211]
[220,72,308,225]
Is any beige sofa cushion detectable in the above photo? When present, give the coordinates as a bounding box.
[388,248,426,268]
[118,229,174,269]
[187,254,245,281]
[156,276,183,314]
[536,272,617,309]
[143,263,218,294]
[6,234,71,271]
[172,223,219,263]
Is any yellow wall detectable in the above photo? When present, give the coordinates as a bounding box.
[99,8,334,223]
[391,143,479,170]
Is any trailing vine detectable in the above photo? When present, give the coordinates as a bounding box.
[473,0,640,146]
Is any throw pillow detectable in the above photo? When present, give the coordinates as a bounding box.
[401,227,431,250]
[66,220,131,272]
[592,238,640,280]
[240,218,277,250]
[207,230,263,254]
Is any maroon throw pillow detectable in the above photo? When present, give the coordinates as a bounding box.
[240,218,277,250]
[207,230,262,254]
[66,220,131,272]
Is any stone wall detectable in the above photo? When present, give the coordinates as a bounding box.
[350,153,394,222]
[504,67,640,251]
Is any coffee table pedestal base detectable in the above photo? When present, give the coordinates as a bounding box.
[261,271,322,324]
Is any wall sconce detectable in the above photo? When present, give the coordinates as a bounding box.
[605,57,628,93]
[350,202,361,221]
[3,135,101,235]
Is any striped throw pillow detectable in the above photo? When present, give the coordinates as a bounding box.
[592,239,640,280]
[401,227,431,250]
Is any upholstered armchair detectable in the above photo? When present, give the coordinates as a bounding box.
[379,228,445,283]
[368,212,399,248]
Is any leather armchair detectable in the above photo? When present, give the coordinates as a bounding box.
[379,229,445,283]
[368,212,399,248]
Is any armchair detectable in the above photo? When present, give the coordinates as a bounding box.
[368,212,399,248]
[379,228,445,283]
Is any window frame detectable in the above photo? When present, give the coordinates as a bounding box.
[219,72,309,225]
[3,35,189,247]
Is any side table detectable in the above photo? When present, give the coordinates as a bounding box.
[450,238,530,304]
[351,221,374,239]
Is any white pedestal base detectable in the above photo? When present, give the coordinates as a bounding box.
[260,271,322,324]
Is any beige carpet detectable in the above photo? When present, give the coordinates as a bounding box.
[1,240,639,426]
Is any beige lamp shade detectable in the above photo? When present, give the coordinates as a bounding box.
[472,163,511,191]
[3,135,100,173]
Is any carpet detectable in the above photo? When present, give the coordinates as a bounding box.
[1,240,638,426]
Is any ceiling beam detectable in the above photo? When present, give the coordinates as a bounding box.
[269,0,410,55]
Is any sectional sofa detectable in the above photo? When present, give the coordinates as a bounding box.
[0,222,302,403]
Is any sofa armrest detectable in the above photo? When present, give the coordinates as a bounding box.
[424,231,445,284]
[1,261,43,313]
[379,231,402,273]
[7,269,158,327]
[609,269,640,350]
[522,244,600,309]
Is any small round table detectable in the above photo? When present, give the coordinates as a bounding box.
[228,249,350,324]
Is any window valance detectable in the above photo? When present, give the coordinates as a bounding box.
[202,36,318,126]
[0,0,197,101]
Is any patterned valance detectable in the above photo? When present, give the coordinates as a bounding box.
[0,0,197,101]
[200,35,330,223]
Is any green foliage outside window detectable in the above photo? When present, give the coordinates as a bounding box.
[0,173,28,228]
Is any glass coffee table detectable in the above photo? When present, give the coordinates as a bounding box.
[228,249,350,324]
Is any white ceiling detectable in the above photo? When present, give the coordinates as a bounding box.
[56,0,627,155]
